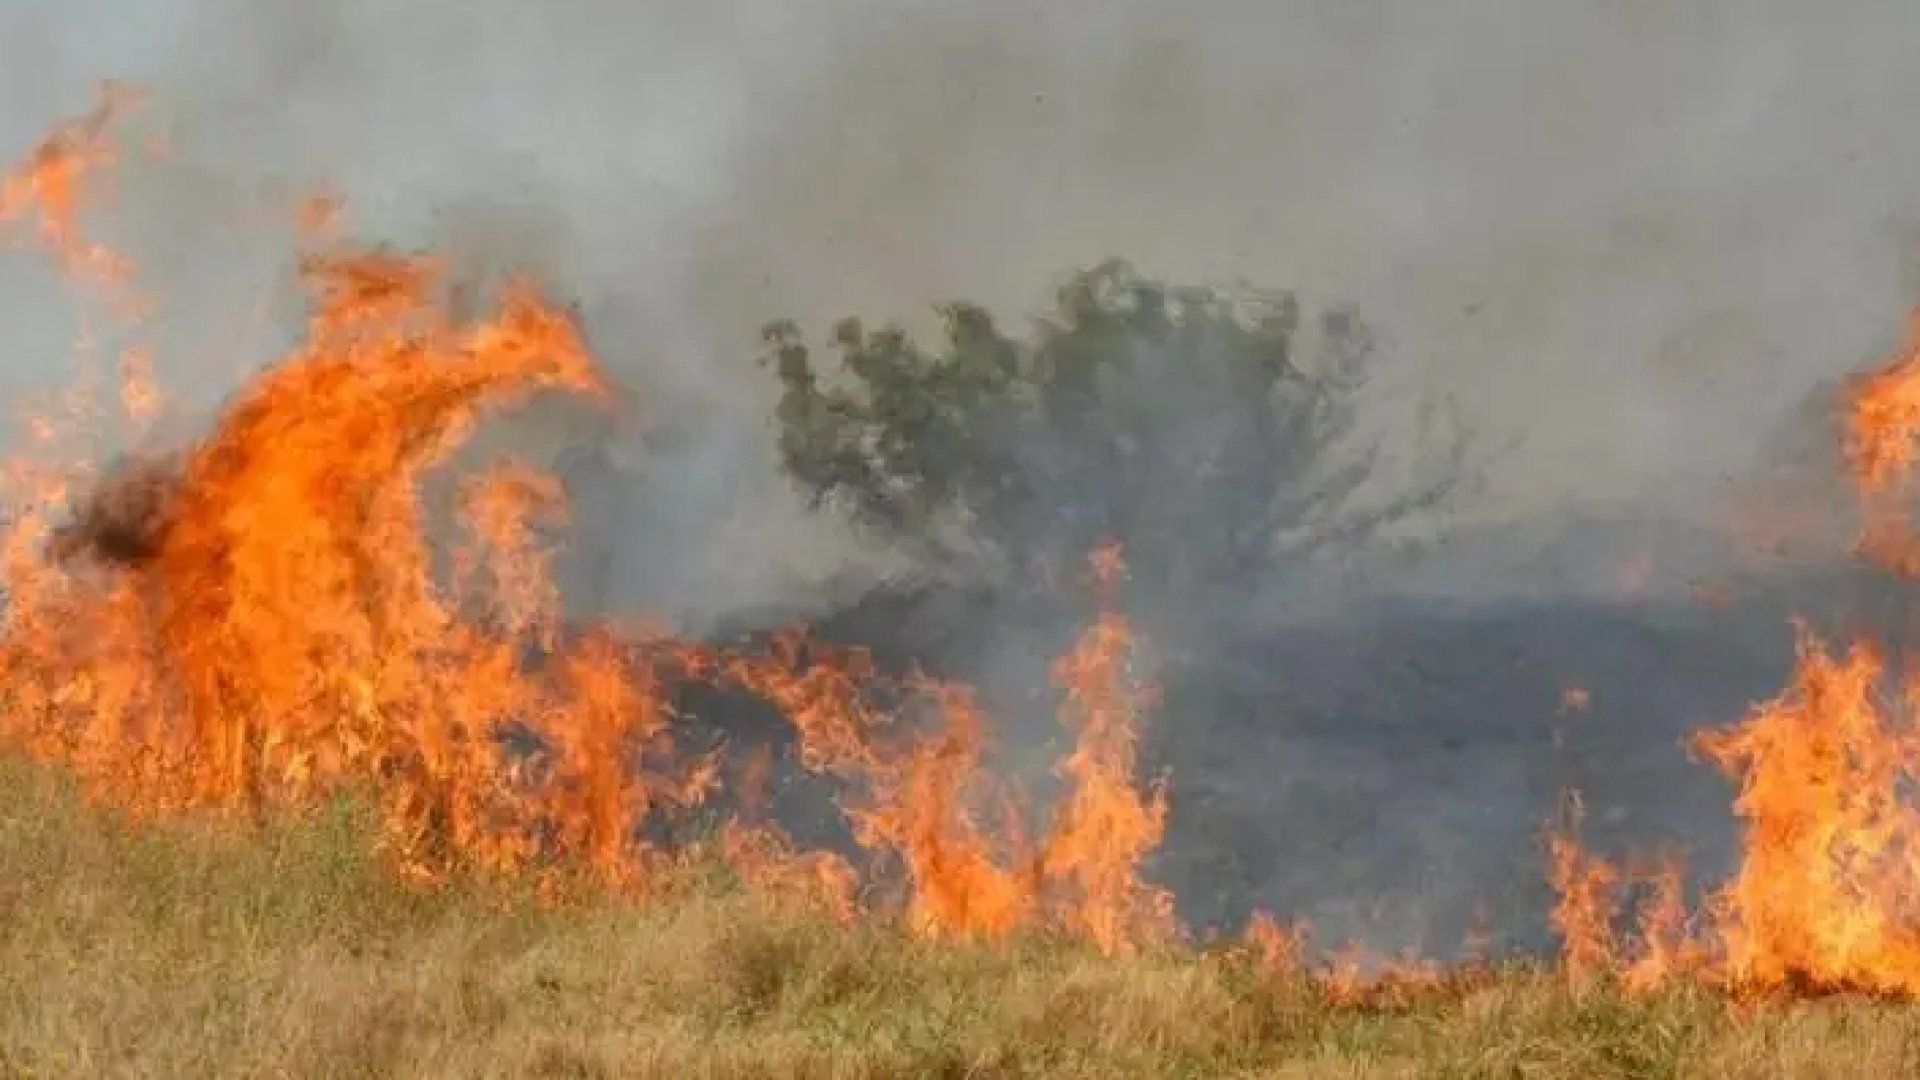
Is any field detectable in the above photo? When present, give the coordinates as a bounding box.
[9,84,1920,1080]
[3,755,1915,1080]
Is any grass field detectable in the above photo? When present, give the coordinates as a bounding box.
[3,756,1915,1079]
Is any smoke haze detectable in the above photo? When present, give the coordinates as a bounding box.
[8,0,1920,950]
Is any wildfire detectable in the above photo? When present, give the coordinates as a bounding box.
[1667,317,1920,996]
[1531,308,1920,999]
[0,88,1176,954]
[22,82,1920,997]
[712,547,1171,949]
[0,81,140,288]
[1035,544,1175,953]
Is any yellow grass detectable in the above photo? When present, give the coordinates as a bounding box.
[1,754,1915,1079]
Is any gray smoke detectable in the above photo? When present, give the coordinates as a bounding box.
[7,0,1920,954]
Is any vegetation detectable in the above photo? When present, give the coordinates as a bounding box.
[761,261,1471,612]
[2,91,1906,1078]
[5,753,1914,1080]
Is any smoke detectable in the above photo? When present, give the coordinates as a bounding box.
[8,1,1920,594]
[9,0,1920,952]
[682,2,1920,525]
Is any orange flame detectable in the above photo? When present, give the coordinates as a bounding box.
[1538,305,1920,998]
[0,92,739,891]
[1691,633,1920,994]
[1037,544,1175,954]
[715,550,1176,954]
[0,91,1179,955]
[1546,793,1621,985]
[0,81,141,287]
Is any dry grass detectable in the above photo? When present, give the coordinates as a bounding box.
[2,755,1916,1079]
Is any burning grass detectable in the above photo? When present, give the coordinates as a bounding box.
[6,752,1920,1080]
[9,85,1920,1075]
[0,88,1182,958]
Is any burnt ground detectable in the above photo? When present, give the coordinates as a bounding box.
[1150,593,1767,955]
[1152,555,1912,955]
[669,546,1912,959]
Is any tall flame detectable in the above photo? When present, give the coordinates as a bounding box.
[1037,544,1175,954]
[1539,309,1920,998]
[0,89,1177,955]
[66,83,1920,994]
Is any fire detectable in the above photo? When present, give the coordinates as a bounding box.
[716,635,1037,938]
[712,547,1171,952]
[1640,313,1920,997]
[33,82,1920,998]
[1534,308,1920,999]
[0,174,683,884]
[1845,310,1920,498]
[1545,795,1705,992]
[1036,544,1175,954]
[1848,314,1920,574]
[1623,851,1703,993]
[1688,635,1920,993]
[0,89,1176,954]
[1546,793,1622,985]
[0,81,140,288]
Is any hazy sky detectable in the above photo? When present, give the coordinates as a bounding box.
[5,0,1920,554]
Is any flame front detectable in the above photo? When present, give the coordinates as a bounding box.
[1536,309,1920,998]
[0,90,1176,953]
[39,84,1920,994]
[1669,314,1920,996]
[0,144,683,884]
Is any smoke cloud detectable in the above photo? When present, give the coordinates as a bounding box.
[8,0,1920,951]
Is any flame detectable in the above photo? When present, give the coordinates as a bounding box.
[0,81,141,287]
[0,89,723,889]
[1623,850,1704,993]
[0,92,1178,956]
[1846,312,1920,576]
[1546,793,1621,985]
[51,85,1920,999]
[1535,305,1920,999]
[1845,311,1920,498]
[1036,544,1175,954]
[1690,629,1920,994]
[714,548,1173,953]
[717,635,1036,938]
[1666,318,1920,997]
[1241,910,1308,977]
[715,819,860,922]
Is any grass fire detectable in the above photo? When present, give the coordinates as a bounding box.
[7,87,1920,1077]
